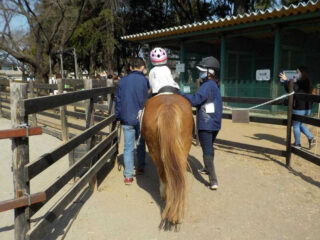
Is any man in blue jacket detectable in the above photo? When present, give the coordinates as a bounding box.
[181,56,222,190]
[115,58,149,185]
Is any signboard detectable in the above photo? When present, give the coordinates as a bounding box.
[256,69,270,81]
[176,63,185,73]
[280,70,299,82]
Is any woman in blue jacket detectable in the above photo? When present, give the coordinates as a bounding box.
[181,56,222,190]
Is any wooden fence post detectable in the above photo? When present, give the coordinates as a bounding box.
[85,78,95,143]
[286,79,294,167]
[10,82,30,240]
[0,93,2,117]
[28,80,37,127]
[84,79,97,190]
[57,78,69,143]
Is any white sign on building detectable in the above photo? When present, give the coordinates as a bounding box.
[280,70,299,82]
[176,63,185,73]
[256,69,270,81]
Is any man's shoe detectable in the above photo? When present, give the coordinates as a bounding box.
[292,143,302,149]
[135,168,144,175]
[124,178,133,185]
[309,137,316,149]
[198,168,209,175]
[209,182,218,190]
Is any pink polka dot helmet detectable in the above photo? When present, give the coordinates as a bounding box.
[150,47,167,65]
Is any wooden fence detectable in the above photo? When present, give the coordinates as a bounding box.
[220,79,320,167]
[0,78,111,140]
[1,78,320,239]
[1,81,118,240]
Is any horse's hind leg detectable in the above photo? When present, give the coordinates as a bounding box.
[156,158,166,200]
[160,180,167,200]
[149,152,167,200]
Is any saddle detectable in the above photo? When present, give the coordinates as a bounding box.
[153,86,180,97]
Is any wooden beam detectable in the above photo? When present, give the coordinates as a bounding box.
[33,83,58,90]
[291,146,320,166]
[37,109,105,125]
[0,192,46,212]
[293,114,320,127]
[25,115,115,181]
[37,111,86,131]
[23,87,116,115]
[29,130,117,217]
[26,143,117,240]
[0,127,42,139]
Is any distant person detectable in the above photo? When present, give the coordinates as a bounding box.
[106,74,113,87]
[180,56,222,190]
[115,58,149,185]
[149,47,179,95]
[280,67,315,149]
[113,75,120,85]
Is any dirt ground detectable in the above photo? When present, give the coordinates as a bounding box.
[1,117,320,240]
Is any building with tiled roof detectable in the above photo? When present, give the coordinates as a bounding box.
[122,0,320,111]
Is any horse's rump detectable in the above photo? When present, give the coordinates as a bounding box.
[142,94,193,224]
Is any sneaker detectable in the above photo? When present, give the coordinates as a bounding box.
[209,183,218,190]
[308,138,316,149]
[292,143,301,149]
[124,178,133,185]
[198,168,209,175]
[135,168,144,175]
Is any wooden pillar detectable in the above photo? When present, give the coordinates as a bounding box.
[57,78,69,143]
[272,26,281,112]
[84,79,96,190]
[28,80,37,127]
[286,80,294,167]
[220,35,226,97]
[10,82,30,240]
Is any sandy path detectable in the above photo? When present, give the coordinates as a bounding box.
[63,119,320,240]
[1,117,320,240]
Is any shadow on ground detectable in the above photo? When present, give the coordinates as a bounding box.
[42,156,116,240]
[187,155,209,187]
[246,133,286,145]
[216,142,320,188]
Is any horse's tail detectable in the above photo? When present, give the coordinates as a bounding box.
[157,103,187,224]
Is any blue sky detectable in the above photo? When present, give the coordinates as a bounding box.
[10,15,29,30]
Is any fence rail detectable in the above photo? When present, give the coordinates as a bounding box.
[0,80,118,240]
[1,78,320,239]
[23,87,114,115]
[222,79,320,167]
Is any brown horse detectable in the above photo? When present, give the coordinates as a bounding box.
[142,94,193,225]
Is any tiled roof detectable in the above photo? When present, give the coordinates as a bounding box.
[121,0,320,41]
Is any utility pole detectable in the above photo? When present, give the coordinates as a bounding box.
[73,48,79,79]
[59,51,64,79]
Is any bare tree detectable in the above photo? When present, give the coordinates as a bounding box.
[0,0,87,83]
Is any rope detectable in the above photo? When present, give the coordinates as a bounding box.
[223,91,295,111]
